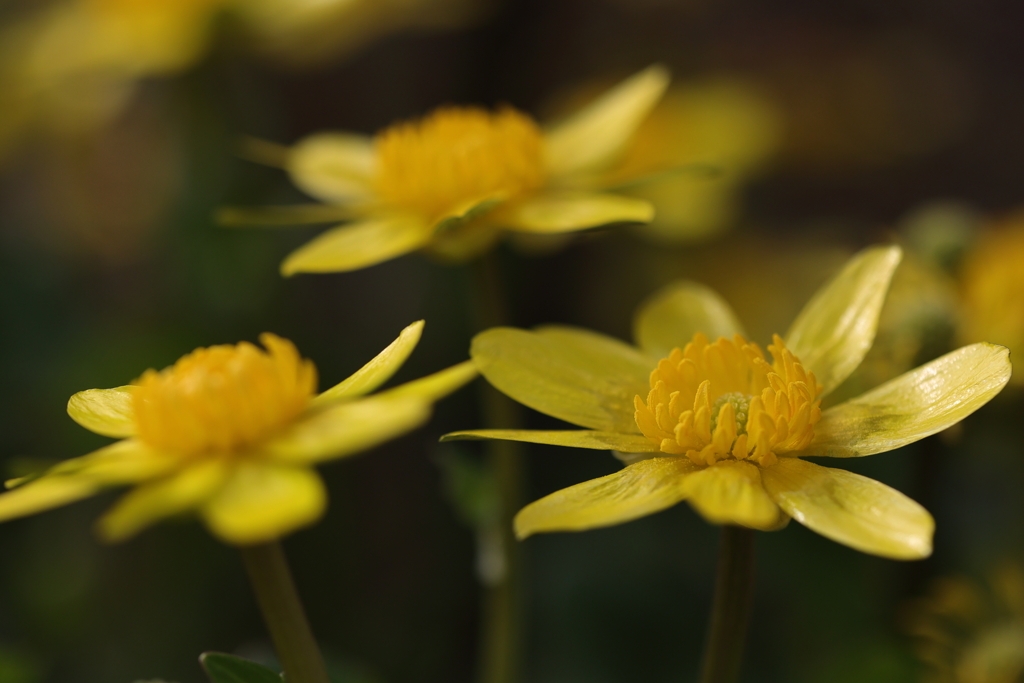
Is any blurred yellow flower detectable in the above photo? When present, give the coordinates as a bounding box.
[444,246,1011,559]
[609,78,781,243]
[0,322,475,545]
[959,215,1024,386]
[0,0,226,151]
[906,563,1024,683]
[224,65,669,275]
[235,0,488,67]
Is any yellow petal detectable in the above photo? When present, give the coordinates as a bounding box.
[761,457,933,559]
[281,215,431,276]
[67,386,136,437]
[216,204,356,227]
[377,360,478,402]
[471,327,651,433]
[287,132,375,203]
[266,396,431,464]
[682,460,783,530]
[785,245,902,397]
[514,456,697,538]
[0,475,99,524]
[433,197,505,234]
[47,439,175,484]
[544,64,670,179]
[805,343,1011,457]
[315,321,424,404]
[536,325,655,378]
[499,192,653,234]
[633,280,746,358]
[96,460,228,543]
[440,429,659,452]
[202,463,327,545]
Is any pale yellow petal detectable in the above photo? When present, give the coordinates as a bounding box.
[682,460,783,530]
[266,396,431,464]
[440,429,659,452]
[376,360,478,402]
[47,439,175,484]
[471,327,651,433]
[287,132,375,203]
[281,215,431,276]
[96,460,229,543]
[499,192,653,234]
[804,343,1011,457]
[785,245,902,396]
[67,386,136,437]
[633,280,746,358]
[0,475,100,524]
[536,325,656,378]
[315,320,424,404]
[544,64,670,179]
[761,457,933,559]
[514,456,697,538]
[433,197,505,234]
[202,463,327,545]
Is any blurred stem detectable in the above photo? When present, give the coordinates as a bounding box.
[240,541,330,683]
[699,526,755,683]
[472,251,524,683]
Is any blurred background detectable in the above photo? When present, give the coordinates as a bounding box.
[1,0,1023,681]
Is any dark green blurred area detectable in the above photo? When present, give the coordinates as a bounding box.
[2,1,1024,682]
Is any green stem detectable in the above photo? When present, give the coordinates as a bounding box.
[240,541,331,683]
[699,526,755,683]
[471,252,524,683]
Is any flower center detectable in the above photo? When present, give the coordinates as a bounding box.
[711,392,751,435]
[634,333,823,467]
[132,334,317,457]
[373,106,545,222]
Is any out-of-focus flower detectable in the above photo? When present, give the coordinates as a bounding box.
[235,0,489,68]
[958,215,1024,387]
[222,66,669,275]
[444,246,1011,559]
[0,0,226,154]
[0,322,476,545]
[606,78,781,243]
[905,562,1024,683]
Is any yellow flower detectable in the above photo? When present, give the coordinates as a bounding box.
[959,215,1024,386]
[444,246,1011,559]
[0,321,475,545]
[235,0,484,67]
[606,77,781,243]
[224,65,669,275]
[0,0,225,152]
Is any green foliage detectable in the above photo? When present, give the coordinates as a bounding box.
[0,646,41,683]
[200,653,283,683]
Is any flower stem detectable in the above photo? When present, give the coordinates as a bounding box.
[699,525,755,683]
[240,541,330,683]
[471,251,524,683]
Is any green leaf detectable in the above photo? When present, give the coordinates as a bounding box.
[200,653,283,683]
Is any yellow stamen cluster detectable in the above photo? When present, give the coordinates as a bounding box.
[634,333,822,467]
[133,334,317,457]
[374,106,545,221]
